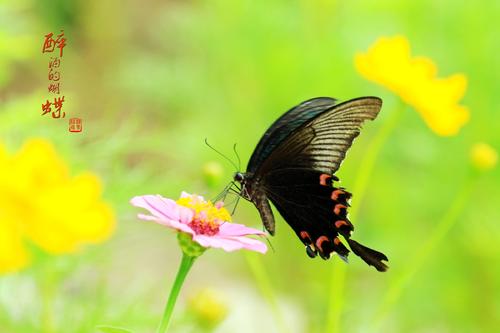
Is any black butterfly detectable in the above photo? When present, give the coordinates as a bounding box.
[233,97,388,271]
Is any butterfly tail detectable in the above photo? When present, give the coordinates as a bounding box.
[346,238,389,272]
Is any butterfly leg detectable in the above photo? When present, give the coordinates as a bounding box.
[252,193,276,235]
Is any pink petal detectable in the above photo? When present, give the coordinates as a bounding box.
[137,213,195,235]
[193,235,248,252]
[142,214,194,233]
[178,205,194,224]
[168,220,195,235]
[130,195,181,221]
[136,213,160,222]
[131,194,196,233]
[227,235,268,254]
[219,222,266,237]
[193,234,267,254]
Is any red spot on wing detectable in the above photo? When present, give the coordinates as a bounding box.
[300,231,316,251]
[300,231,311,242]
[319,174,332,186]
[331,189,344,201]
[334,204,347,216]
[335,220,349,229]
[315,235,329,252]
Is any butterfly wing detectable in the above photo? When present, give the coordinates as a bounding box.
[246,96,387,271]
[263,168,388,271]
[255,97,382,175]
[247,97,338,173]
[244,98,338,236]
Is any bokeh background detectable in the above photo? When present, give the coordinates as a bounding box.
[1,0,499,332]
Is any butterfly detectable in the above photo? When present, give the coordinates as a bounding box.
[233,97,388,271]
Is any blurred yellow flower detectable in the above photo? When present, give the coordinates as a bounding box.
[202,161,224,188]
[470,143,498,171]
[0,139,115,274]
[188,288,228,329]
[355,35,469,136]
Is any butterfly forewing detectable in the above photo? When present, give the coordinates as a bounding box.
[256,97,382,175]
[247,97,338,173]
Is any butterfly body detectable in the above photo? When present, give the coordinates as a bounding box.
[234,97,388,271]
[234,171,276,235]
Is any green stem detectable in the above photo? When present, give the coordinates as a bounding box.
[325,101,405,333]
[38,260,59,333]
[156,254,196,333]
[40,275,55,333]
[327,260,346,333]
[373,175,474,330]
[244,252,288,333]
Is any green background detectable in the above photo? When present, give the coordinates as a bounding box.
[1,0,499,332]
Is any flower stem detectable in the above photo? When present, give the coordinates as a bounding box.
[37,260,59,333]
[40,275,55,333]
[325,101,405,333]
[156,254,196,333]
[372,175,474,330]
[244,252,289,333]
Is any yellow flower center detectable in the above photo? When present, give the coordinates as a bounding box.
[176,195,231,236]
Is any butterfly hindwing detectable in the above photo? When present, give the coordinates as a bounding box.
[263,168,388,271]
[263,169,352,259]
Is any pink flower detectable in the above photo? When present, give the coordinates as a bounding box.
[130,192,267,254]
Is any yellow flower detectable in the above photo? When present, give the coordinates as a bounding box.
[355,35,469,136]
[202,161,224,188]
[0,138,115,274]
[188,288,228,329]
[470,143,498,171]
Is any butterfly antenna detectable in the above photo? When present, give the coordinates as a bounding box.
[233,143,241,171]
[205,138,239,171]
